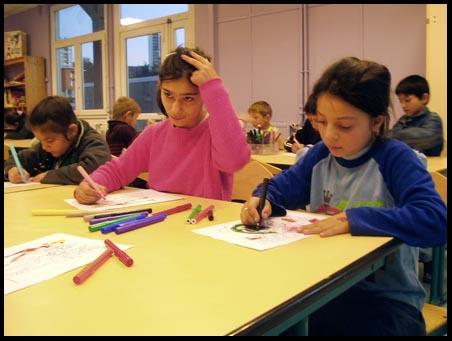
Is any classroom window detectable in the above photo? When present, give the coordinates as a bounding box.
[114,4,194,117]
[51,4,107,118]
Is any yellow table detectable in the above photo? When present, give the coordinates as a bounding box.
[427,156,447,173]
[4,186,397,336]
[253,152,447,174]
[4,182,60,194]
[4,138,34,160]
[251,150,296,169]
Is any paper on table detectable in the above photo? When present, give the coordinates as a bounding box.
[65,188,183,212]
[4,181,38,188]
[4,233,132,295]
[192,210,326,251]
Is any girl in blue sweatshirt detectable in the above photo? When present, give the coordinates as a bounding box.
[240,57,447,336]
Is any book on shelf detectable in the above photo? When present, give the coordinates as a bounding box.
[4,31,27,60]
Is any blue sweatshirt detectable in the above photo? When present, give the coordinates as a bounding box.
[253,138,447,312]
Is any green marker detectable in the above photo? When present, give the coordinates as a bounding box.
[186,204,202,223]
[88,213,145,232]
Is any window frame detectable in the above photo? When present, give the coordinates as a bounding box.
[113,4,195,117]
[50,4,109,119]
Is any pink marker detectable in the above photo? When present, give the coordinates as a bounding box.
[77,165,106,200]
[104,239,134,267]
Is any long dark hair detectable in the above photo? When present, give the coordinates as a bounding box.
[311,57,391,138]
[156,46,211,116]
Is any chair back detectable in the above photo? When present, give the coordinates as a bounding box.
[232,160,274,203]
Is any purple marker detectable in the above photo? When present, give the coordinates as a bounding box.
[89,211,149,225]
[100,215,147,234]
[115,213,168,234]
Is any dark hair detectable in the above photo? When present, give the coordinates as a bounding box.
[156,46,211,116]
[303,93,317,115]
[311,56,391,138]
[28,96,77,135]
[395,74,429,99]
[4,110,21,126]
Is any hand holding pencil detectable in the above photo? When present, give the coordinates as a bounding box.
[74,165,107,204]
[239,178,272,228]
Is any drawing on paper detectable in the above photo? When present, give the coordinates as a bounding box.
[193,210,326,251]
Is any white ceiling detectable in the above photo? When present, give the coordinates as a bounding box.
[4,4,42,18]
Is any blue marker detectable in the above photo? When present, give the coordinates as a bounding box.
[9,143,27,183]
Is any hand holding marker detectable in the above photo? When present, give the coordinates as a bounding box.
[77,165,106,200]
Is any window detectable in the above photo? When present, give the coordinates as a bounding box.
[51,4,194,121]
[114,4,194,118]
[51,4,107,118]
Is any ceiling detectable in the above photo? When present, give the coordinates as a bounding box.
[4,4,42,18]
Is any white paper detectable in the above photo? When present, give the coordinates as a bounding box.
[193,210,326,251]
[4,233,132,295]
[65,188,183,212]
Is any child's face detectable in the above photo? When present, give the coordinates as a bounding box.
[249,110,270,129]
[160,77,205,128]
[124,111,140,127]
[316,93,384,158]
[33,126,76,158]
[397,94,427,116]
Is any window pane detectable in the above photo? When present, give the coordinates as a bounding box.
[120,4,188,25]
[126,34,161,113]
[55,5,104,40]
[56,46,76,109]
[82,41,104,110]
[175,28,185,47]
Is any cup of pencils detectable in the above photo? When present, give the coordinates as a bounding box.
[246,128,280,155]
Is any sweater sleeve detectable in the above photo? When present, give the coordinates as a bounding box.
[346,145,447,247]
[199,78,251,173]
[41,128,112,185]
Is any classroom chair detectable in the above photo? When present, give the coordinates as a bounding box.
[232,159,274,203]
[257,160,282,175]
[422,171,447,336]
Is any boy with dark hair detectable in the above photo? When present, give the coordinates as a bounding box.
[4,109,34,139]
[388,75,444,156]
[4,96,111,184]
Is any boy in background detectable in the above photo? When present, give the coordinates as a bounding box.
[106,96,148,188]
[4,109,34,139]
[388,75,444,156]
[4,96,111,184]
[284,93,321,156]
[106,96,142,157]
[239,100,281,144]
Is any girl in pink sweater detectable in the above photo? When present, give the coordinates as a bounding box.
[74,47,251,203]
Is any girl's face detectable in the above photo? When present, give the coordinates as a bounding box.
[160,77,205,128]
[316,93,384,158]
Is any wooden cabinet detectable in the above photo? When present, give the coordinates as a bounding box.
[4,56,46,114]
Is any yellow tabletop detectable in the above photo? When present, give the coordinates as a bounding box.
[4,138,34,149]
[4,182,60,194]
[251,150,296,168]
[4,185,395,336]
[427,156,447,173]
[253,152,447,174]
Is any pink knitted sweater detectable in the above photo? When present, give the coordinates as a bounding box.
[90,78,251,201]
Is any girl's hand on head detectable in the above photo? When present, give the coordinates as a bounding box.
[74,181,107,204]
[180,51,219,86]
[7,167,30,183]
[240,197,272,226]
[297,212,350,237]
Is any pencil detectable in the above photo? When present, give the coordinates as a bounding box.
[9,143,27,183]
[77,165,106,200]
[257,178,269,230]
